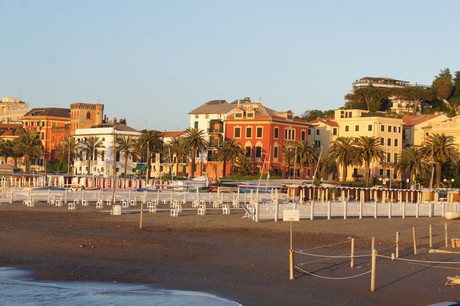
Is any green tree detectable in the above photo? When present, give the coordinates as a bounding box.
[79,136,104,175]
[420,134,458,188]
[13,129,43,173]
[328,137,357,182]
[395,146,430,188]
[353,136,386,187]
[0,139,14,165]
[218,139,244,176]
[397,86,434,114]
[289,141,317,179]
[136,129,163,181]
[344,85,389,112]
[53,136,81,173]
[116,135,138,178]
[432,68,453,101]
[183,127,208,178]
[449,70,460,106]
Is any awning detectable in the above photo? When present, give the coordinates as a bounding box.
[134,163,147,171]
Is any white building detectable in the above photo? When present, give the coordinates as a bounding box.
[73,121,140,177]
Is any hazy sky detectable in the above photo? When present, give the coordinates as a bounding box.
[1,0,459,131]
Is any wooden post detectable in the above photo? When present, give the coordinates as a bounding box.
[429,224,433,248]
[350,238,355,268]
[327,201,331,220]
[343,200,347,219]
[370,249,377,293]
[412,227,417,255]
[289,221,294,280]
[445,222,449,248]
[402,202,406,219]
[310,200,314,220]
[139,200,144,229]
[396,232,399,258]
[388,202,392,219]
[416,202,419,218]
[374,201,377,218]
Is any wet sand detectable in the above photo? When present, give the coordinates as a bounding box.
[0,203,459,305]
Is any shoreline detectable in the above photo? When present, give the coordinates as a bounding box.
[0,204,459,305]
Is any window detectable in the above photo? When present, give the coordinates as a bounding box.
[316,129,320,135]
[246,127,252,138]
[194,121,198,129]
[398,127,401,133]
[255,146,262,158]
[387,126,391,132]
[256,127,263,138]
[246,112,254,118]
[86,111,91,119]
[235,112,243,118]
[333,128,337,136]
[355,125,359,132]
[234,127,241,138]
[381,125,385,132]
[380,138,384,145]
[394,139,398,146]
[274,127,279,139]
[387,138,391,146]
[393,126,397,133]
[315,140,321,147]
[308,129,312,135]
[379,169,384,176]
[245,146,251,157]
[345,125,349,132]
[301,130,306,141]
[42,121,45,127]
[394,153,398,163]
[41,132,44,140]
[368,124,372,131]
[387,152,391,162]
[274,146,278,158]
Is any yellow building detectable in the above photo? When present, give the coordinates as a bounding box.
[422,115,460,151]
[402,113,449,147]
[334,109,403,182]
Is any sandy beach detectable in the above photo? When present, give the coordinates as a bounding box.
[1,202,459,305]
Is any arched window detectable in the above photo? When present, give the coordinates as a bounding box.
[86,111,91,119]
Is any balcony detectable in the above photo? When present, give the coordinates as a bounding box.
[208,127,224,134]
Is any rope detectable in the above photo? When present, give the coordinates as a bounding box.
[298,239,352,251]
[295,265,372,280]
[377,254,460,265]
[294,250,371,259]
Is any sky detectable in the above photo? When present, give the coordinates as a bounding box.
[1,0,459,131]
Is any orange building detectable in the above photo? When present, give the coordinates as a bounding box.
[21,108,71,163]
[225,100,311,178]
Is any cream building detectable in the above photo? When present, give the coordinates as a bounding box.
[402,113,449,147]
[0,97,28,123]
[334,109,403,182]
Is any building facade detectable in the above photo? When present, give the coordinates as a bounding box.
[334,109,403,183]
[0,97,29,123]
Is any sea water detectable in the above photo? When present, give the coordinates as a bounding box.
[0,267,242,306]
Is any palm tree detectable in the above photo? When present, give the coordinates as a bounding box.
[218,139,244,176]
[116,135,138,178]
[13,129,43,173]
[79,136,104,175]
[395,146,430,188]
[353,136,386,187]
[136,129,163,181]
[420,134,458,188]
[53,136,80,174]
[287,141,317,179]
[183,127,208,178]
[328,137,357,182]
[166,136,188,177]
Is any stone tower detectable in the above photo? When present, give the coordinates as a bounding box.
[70,103,104,134]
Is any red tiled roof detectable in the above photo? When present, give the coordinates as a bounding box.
[309,118,339,127]
[402,114,443,127]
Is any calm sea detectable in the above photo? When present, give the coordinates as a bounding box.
[0,267,242,306]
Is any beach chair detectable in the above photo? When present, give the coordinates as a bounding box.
[198,204,206,216]
[96,199,103,209]
[222,204,230,215]
[81,199,88,207]
[241,205,255,220]
[170,208,179,217]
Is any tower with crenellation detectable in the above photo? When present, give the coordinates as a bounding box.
[70,102,104,135]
